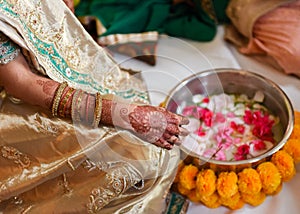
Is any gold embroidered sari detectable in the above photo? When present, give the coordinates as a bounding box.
[0,0,179,213]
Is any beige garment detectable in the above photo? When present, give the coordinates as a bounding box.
[0,0,179,213]
[224,0,296,74]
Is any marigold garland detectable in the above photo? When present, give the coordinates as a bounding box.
[172,110,300,210]
[238,168,262,194]
[196,169,216,197]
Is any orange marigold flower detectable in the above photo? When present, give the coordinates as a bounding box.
[272,182,283,195]
[241,191,266,206]
[271,150,296,182]
[283,138,300,163]
[173,160,185,183]
[238,168,262,194]
[219,192,241,208]
[200,192,221,209]
[179,164,199,190]
[177,183,191,196]
[289,124,300,140]
[187,190,201,203]
[196,169,217,197]
[256,162,281,195]
[216,171,238,198]
[294,111,300,125]
[228,199,245,210]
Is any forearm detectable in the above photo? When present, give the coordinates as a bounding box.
[0,54,59,109]
[0,53,117,127]
[0,52,188,150]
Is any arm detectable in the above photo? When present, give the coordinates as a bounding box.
[0,51,189,149]
[0,54,59,109]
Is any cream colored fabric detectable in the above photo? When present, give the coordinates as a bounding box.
[0,0,179,213]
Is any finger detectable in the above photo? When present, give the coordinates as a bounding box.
[179,116,190,125]
[154,138,173,150]
[167,135,181,145]
[166,124,180,135]
[179,127,189,136]
[163,132,172,139]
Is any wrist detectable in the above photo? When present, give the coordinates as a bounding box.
[100,98,135,131]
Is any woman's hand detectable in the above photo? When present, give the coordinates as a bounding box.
[128,105,190,149]
[100,99,189,150]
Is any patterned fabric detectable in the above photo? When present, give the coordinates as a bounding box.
[0,0,180,213]
[0,32,20,64]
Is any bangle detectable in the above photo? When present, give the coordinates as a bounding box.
[71,89,83,123]
[92,92,102,128]
[51,82,68,117]
[85,93,90,124]
[63,89,76,118]
[59,87,75,118]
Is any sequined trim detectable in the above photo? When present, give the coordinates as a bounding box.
[0,32,20,64]
[1,146,31,168]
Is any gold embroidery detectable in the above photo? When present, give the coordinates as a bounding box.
[1,146,30,168]
[58,173,72,195]
[85,160,144,213]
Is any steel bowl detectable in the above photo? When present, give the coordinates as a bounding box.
[165,68,294,171]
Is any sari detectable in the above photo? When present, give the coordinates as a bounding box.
[0,0,179,213]
[225,0,300,77]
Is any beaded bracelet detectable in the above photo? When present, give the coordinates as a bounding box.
[51,82,68,117]
[92,92,102,128]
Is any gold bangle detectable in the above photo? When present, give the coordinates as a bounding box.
[92,92,102,128]
[51,82,68,117]
[71,89,83,123]
[59,87,75,118]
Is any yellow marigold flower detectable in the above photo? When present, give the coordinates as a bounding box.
[177,183,191,196]
[200,192,221,209]
[187,190,201,203]
[294,111,300,125]
[289,124,300,140]
[219,192,240,208]
[179,164,199,190]
[271,150,296,182]
[216,171,238,198]
[238,168,262,194]
[228,199,245,210]
[173,160,185,183]
[241,191,266,206]
[196,169,217,197]
[283,138,300,163]
[256,162,281,195]
[269,181,283,196]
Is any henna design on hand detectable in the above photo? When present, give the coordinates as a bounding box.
[128,105,189,149]
[98,98,189,150]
